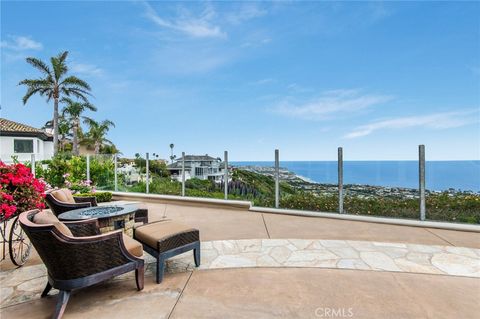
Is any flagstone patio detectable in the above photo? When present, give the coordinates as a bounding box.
[1,200,479,318]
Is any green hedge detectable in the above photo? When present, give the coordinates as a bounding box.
[279,192,480,224]
[75,192,112,203]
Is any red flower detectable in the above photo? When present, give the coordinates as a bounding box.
[0,204,17,219]
[2,193,14,201]
[0,161,46,220]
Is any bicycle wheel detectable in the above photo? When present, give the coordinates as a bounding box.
[9,216,32,266]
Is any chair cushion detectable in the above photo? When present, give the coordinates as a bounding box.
[50,189,75,204]
[134,220,199,252]
[122,234,143,258]
[33,210,73,237]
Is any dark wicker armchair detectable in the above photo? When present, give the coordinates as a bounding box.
[19,210,144,319]
[45,189,98,216]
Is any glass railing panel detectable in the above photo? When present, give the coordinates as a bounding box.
[89,154,114,191]
[116,154,146,193]
[343,160,420,219]
[180,153,227,199]
[229,158,276,207]
[425,160,480,224]
[149,156,181,196]
[278,160,339,212]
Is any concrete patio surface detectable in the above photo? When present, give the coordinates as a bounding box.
[1,200,479,318]
[2,267,479,319]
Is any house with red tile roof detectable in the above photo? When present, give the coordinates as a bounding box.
[0,118,54,163]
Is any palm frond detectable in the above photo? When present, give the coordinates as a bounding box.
[61,88,88,102]
[18,78,52,88]
[51,55,68,82]
[25,57,51,76]
[83,117,97,127]
[59,97,75,105]
[61,76,92,90]
[101,119,115,128]
[57,51,69,63]
[22,87,42,104]
[102,138,113,145]
[81,115,95,123]
[84,102,97,112]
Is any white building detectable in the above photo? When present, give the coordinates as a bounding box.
[117,162,142,184]
[167,154,226,182]
[0,118,54,163]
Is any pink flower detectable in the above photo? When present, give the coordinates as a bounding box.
[0,203,17,219]
[2,193,14,201]
[0,161,46,220]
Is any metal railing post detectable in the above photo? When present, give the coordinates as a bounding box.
[224,151,228,200]
[86,155,90,182]
[275,149,280,208]
[338,147,344,214]
[30,154,36,177]
[181,152,186,196]
[114,154,118,192]
[419,145,426,221]
[146,152,150,194]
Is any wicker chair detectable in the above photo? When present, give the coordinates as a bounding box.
[19,210,144,319]
[45,189,98,216]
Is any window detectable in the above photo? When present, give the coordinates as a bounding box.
[195,167,204,176]
[14,139,34,153]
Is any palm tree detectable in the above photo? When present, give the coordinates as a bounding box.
[169,143,176,163]
[61,97,97,155]
[83,119,115,154]
[57,117,72,152]
[19,51,91,155]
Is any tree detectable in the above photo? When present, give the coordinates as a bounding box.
[101,144,121,155]
[61,97,97,155]
[169,143,176,163]
[83,119,115,154]
[57,117,72,152]
[19,51,92,155]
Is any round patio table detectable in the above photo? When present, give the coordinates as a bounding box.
[58,205,138,237]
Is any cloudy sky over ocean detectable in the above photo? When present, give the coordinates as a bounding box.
[2,1,479,160]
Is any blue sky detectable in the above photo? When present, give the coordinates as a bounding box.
[1,1,479,161]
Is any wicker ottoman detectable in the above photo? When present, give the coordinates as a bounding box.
[134,205,149,224]
[134,220,200,283]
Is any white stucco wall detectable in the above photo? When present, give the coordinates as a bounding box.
[0,136,54,163]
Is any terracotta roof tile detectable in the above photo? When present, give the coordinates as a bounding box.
[0,118,45,133]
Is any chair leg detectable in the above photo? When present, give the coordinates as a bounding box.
[52,290,70,319]
[194,245,201,267]
[157,255,165,284]
[41,282,53,298]
[135,266,144,291]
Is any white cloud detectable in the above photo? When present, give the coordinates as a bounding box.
[249,78,275,85]
[344,110,479,139]
[225,3,267,25]
[272,89,393,120]
[142,1,226,39]
[70,62,104,77]
[1,36,43,51]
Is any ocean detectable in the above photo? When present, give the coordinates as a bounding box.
[231,161,480,192]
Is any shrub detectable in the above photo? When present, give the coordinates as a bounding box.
[75,192,112,203]
[185,178,216,191]
[0,161,46,220]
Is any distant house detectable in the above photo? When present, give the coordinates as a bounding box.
[0,118,54,163]
[118,162,142,184]
[167,154,226,182]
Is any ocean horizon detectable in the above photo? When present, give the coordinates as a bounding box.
[231,161,480,192]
